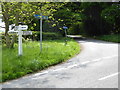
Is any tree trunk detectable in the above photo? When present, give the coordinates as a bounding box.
[2,3,19,48]
[10,12,19,48]
[5,33,11,48]
[2,3,11,48]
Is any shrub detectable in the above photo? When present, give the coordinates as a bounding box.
[24,32,63,41]
[95,34,120,43]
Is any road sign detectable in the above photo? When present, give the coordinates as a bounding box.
[34,13,48,52]
[19,25,28,30]
[63,26,68,45]
[34,14,48,20]
[11,25,28,31]
[8,25,32,56]
[42,16,48,19]
[63,26,68,29]
[8,31,18,34]
[23,31,32,35]
[14,26,19,31]
[8,31,32,35]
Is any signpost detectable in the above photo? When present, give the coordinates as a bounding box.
[18,26,23,56]
[34,13,48,52]
[63,26,68,45]
[8,25,32,56]
[40,13,42,52]
[63,26,68,36]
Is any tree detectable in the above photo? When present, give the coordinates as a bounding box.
[1,2,62,48]
[101,3,120,34]
[52,2,83,35]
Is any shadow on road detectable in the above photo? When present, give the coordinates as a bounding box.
[67,35,118,44]
[76,39,118,44]
[69,37,118,45]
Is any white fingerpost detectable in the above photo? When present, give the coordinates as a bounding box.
[40,13,42,52]
[18,25,23,56]
[8,24,30,56]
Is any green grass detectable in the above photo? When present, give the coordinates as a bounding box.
[95,34,120,43]
[1,39,80,82]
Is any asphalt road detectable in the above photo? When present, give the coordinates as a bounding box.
[1,38,119,88]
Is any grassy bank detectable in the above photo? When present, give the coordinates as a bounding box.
[94,34,120,43]
[2,39,80,82]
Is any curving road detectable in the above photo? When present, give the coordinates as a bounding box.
[1,38,119,88]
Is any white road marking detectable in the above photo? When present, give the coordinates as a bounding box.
[31,55,118,80]
[33,71,49,77]
[98,72,119,80]
[81,61,90,64]
[32,76,42,80]
[32,71,49,80]
[65,64,79,69]
[51,55,118,72]
[92,58,101,62]
[52,64,79,72]
[53,68,65,72]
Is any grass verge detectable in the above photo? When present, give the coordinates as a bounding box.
[2,39,80,82]
[94,34,120,43]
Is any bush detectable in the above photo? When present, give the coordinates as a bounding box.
[0,34,5,44]
[83,18,112,36]
[24,32,63,41]
[95,34,120,43]
[43,32,62,40]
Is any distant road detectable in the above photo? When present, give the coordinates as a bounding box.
[1,38,119,88]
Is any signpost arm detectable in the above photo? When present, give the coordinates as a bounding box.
[40,13,42,52]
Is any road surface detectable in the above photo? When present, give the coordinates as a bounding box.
[1,38,119,88]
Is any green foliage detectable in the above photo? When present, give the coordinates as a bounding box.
[1,2,65,48]
[2,39,80,82]
[52,3,84,35]
[101,3,120,34]
[2,2,120,47]
[23,32,62,41]
[95,34,120,43]
[68,22,84,35]
[42,32,62,40]
[101,4,120,24]
[2,2,35,25]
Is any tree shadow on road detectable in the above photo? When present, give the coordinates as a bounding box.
[75,38,118,45]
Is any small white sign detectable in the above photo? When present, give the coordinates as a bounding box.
[23,31,32,35]
[14,26,19,31]
[19,25,28,30]
[8,31,32,35]
[8,24,31,56]
[8,31,18,34]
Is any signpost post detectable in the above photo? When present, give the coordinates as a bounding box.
[8,25,32,56]
[34,13,48,52]
[40,13,42,52]
[63,26,68,45]
[18,26,23,56]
